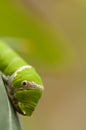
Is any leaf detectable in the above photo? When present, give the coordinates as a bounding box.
[0,74,22,130]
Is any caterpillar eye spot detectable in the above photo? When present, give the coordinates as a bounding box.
[23,81,27,85]
[22,80,28,86]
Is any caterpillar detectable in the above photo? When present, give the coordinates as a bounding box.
[0,40,44,116]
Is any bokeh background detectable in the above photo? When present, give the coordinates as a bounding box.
[1,0,86,130]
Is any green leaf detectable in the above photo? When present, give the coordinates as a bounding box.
[0,74,22,130]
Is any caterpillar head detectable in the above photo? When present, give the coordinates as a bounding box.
[8,66,44,116]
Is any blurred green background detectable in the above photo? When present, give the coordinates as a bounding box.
[1,0,86,130]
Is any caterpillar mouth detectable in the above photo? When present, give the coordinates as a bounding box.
[14,89,42,116]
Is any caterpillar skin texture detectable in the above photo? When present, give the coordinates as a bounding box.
[0,40,43,116]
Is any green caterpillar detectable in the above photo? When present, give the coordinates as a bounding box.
[0,40,44,116]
